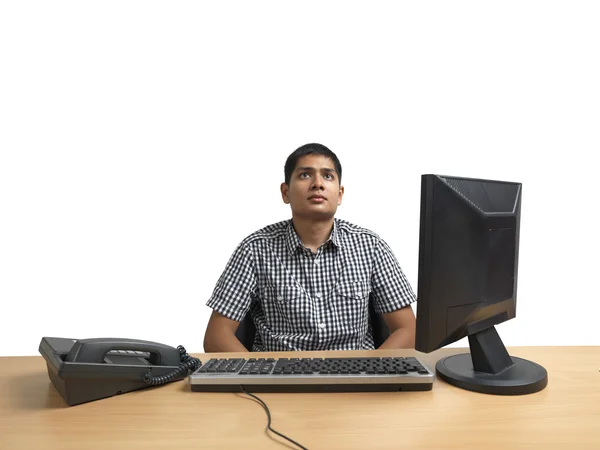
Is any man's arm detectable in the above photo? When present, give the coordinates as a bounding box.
[204,241,256,353]
[203,310,249,353]
[377,305,416,349]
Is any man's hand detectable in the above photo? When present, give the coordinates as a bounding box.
[203,310,250,353]
[377,305,416,349]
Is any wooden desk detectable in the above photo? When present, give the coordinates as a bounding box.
[1,347,599,450]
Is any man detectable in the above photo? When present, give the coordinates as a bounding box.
[203,143,416,352]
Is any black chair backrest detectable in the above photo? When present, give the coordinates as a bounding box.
[235,294,391,351]
[235,311,258,351]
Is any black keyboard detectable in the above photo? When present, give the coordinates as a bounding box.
[189,356,434,392]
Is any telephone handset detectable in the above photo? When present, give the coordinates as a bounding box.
[65,337,182,366]
[39,336,202,406]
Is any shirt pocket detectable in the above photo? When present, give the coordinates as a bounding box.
[263,285,312,332]
[335,280,371,331]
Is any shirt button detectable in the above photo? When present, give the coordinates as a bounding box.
[318,323,326,329]
[277,295,283,301]
[315,292,322,299]
[314,260,320,265]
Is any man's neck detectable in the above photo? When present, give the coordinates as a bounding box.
[291,216,335,254]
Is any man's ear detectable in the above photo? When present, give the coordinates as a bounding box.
[281,182,290,204]
[337,185,345,206]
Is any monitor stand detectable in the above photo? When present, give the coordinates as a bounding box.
[435,326,548,395]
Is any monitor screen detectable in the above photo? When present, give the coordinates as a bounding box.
[415,174,547,395]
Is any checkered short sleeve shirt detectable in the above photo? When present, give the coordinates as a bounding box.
[206,218,416,351]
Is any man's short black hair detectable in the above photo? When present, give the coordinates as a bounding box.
[284,143,342,185]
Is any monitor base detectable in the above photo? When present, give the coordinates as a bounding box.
[436,353,548,395]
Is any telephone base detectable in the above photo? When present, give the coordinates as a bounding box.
[40,337,185,406]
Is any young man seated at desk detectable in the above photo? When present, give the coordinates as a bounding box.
[203,143,416,352]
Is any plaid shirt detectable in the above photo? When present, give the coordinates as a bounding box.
[206,218,416,351]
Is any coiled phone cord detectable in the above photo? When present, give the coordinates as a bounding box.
[143,345,201,386]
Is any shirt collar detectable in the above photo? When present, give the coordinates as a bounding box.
[285,219,344,255]
[330,219,344,249]
[285,220,303,254]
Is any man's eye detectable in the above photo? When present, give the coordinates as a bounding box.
[324,173,333,180]
[299,173,310,178]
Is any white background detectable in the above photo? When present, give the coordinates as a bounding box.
[1,1,598,356]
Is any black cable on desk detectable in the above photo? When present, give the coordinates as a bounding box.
[240,386,308,450]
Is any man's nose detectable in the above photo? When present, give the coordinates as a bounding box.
[311,175,325,190]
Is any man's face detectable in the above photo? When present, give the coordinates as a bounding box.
[281,154,344,220]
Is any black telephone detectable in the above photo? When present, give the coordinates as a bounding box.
[39,337,201,406]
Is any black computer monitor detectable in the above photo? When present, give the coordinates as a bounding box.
[415,174,548,395]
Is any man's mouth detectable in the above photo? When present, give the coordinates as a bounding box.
[308,195,326,203]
